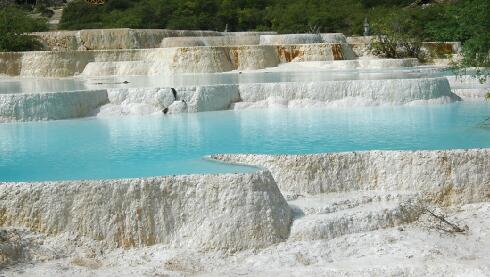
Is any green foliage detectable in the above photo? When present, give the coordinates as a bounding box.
[266,0,366,34]
[370,10,427,61]
[58,0,384,34]
[0,5,47,52]
[59,1,105,29]
[444,0,489,79]
[369,0,489,74]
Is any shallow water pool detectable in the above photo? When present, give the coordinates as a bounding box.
[1,102,490,182]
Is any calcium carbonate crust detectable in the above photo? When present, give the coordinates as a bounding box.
[0,43,353,78]
[0,77,457,121]
[0,171,291,252]
[1,148,489,275]
[212,149,490,205]
[0,90,108,122]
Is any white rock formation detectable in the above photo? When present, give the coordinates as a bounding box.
[236,77,457,108]
[0,171,291,252]
[260,34,323,45]
[288,192,421,242]
[0,90,108,122]
[82,61,151,77]
[98,85,240,117]
[320,33,348,43]
[161,35,261,48]
[446,75,490,100]
[0,42,358,77]
[346,36,461,59]
[212,149,490,205]
[32,29,223,51]
[0,77,459,122]
[0,49,149,77]
[167,100,188,113]
[1,149,489,276]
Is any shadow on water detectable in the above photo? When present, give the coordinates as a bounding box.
[479,116,490,130]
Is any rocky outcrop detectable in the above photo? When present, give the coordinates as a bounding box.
[212,149,490,205]
[0,171,291,252]
[0,90,108,122]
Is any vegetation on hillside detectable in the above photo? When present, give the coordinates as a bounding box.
[0,5,47,52]
[370,0,489,72]
[58,0,415,33]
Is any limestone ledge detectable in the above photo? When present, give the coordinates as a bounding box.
[0,44,353,78]
[160,35,261,48]
[446,75,490,100]
[32,29,278,51]
[212,149,490,205]
[235,77,457,108]
[0,171,291,252]
[99,85,240,116]
[346,36,461,59]
[161,33,349,48]
[0,77,457,121]
[32,29,223,51]
[81,44,350,77]
[100,77,456,117]
[0,90,108,122]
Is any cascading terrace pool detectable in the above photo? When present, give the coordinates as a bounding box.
[0,66,461,94]
[1,102,489,182]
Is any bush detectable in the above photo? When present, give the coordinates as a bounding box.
[0,5,47,52]
[446,0,489,81]
[369,10,428,61]
[59,0,105,30]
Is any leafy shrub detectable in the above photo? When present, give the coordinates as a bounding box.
[369,11,428,62]
[0,5,47,52]
[59,0,105,30]
[446,0,489,81]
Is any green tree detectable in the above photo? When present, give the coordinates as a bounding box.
[0,5,47,51]
[59,0,104,30]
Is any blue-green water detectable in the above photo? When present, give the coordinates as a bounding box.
[1,102,490,182]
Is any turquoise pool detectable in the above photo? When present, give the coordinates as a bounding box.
[1,102,490,182]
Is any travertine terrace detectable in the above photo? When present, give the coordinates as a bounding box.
[0,28,489,276]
